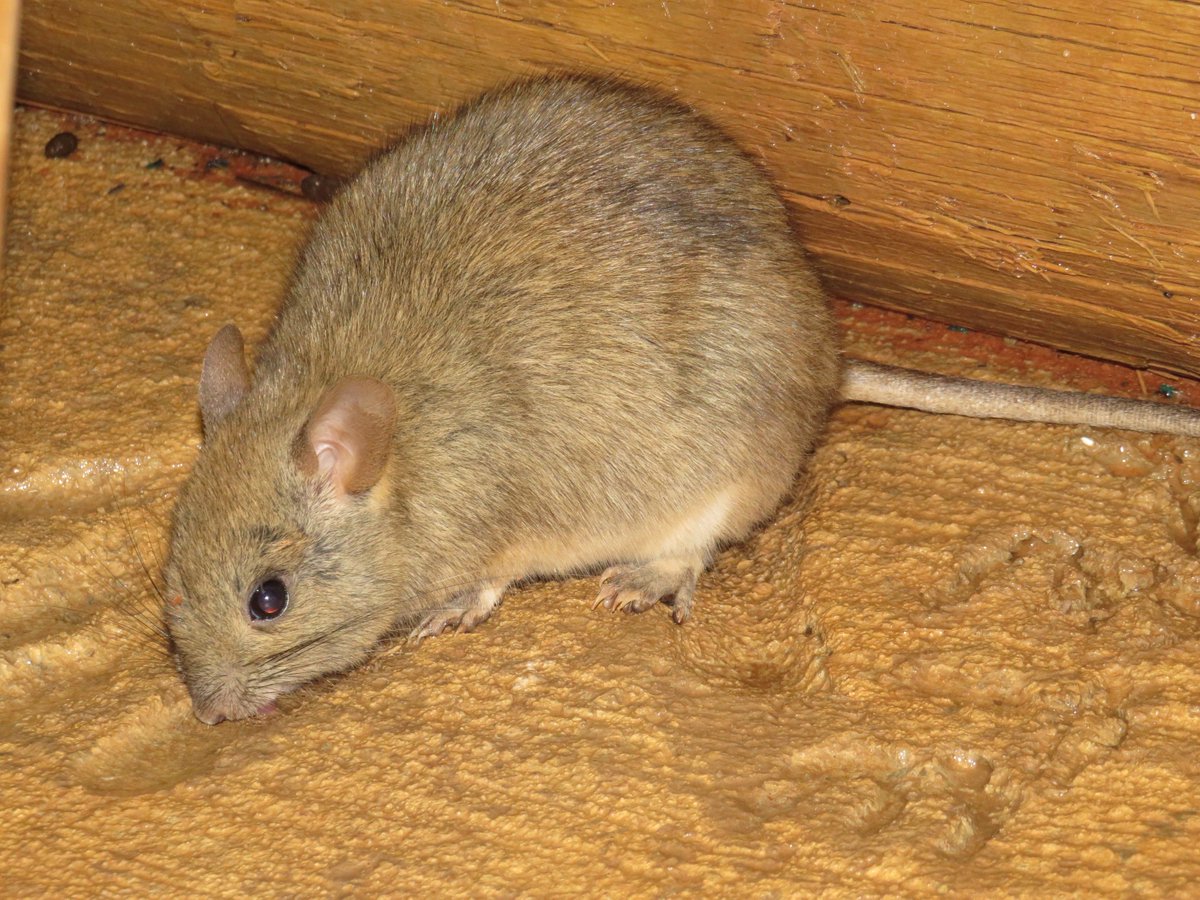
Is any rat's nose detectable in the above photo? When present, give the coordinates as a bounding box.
[192,703,226,726]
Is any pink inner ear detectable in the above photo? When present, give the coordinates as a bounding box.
[298,377,397,495]
[314,446,341,481]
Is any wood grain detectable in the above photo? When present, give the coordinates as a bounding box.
[15,1,1200,376]
[0,0,19,268]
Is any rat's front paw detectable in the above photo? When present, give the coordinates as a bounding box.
[408,580,507,643]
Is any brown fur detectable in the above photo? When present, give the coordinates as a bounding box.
[164,75,839,723]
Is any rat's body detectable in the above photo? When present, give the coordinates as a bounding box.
[165,76,1200,724]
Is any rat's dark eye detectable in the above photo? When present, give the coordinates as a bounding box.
[249,578,288,621]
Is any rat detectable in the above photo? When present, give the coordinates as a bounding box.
[162,75,1200,724]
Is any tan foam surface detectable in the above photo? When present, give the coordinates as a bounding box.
[4,106,1200,895]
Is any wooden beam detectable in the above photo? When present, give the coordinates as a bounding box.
[0,0,19,267]
[16,1,1200,376]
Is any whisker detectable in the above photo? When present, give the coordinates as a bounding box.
[93,564,170,644]
[254,607,385,670]
[16,574,171,667]
[124,482,173,587]
[41,544,170,648]
[114,495,169,608]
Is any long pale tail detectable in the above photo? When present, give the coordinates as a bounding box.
[841,360,1200,437]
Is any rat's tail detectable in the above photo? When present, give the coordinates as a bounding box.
[841,359,1200,437]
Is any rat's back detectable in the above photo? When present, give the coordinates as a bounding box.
[261,75,836,540]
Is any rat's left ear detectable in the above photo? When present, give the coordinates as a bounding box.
[294,377,397,496]
[199,324,250,433]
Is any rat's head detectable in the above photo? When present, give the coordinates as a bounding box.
[165,325,402,724]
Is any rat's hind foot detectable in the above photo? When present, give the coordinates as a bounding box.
[409,580,507,642]
[593,557,700,624]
